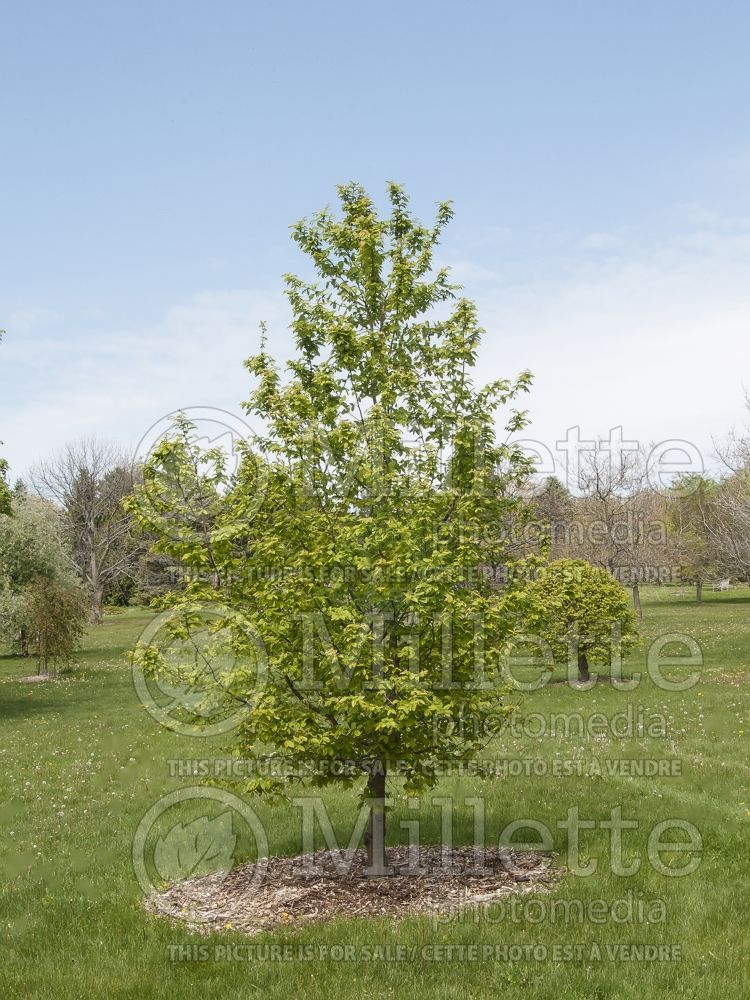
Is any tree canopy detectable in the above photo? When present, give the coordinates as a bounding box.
[130,183,537,874]
[524,558,639,682]
[0,491,80,655]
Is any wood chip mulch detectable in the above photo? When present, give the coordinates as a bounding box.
[146,846,563,935]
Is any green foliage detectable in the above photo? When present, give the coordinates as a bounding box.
[524,558,639,670]
[129,183,538,803]
[0,458,11,517]
[0,331,11,516]
[669,475,717,586]
[535,475,573,520]
[101,572,137,608]
[22,574,88,675]
[0,492,78,652]
[0,492,74,589]
[531,474,574,556]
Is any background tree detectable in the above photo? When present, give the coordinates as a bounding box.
[0,330,11,516]
[574,445,669,618]
[524,558,639,682]
[130,545,180,605]
[31,439,142,622]
[130,183,537,876]
[716,390,750,474]
[0,489,78,654]
[22,575,88,676]
[531,475,575,558]
[669,476,718,601]
[707,471,750,582]
[0,457,10,517]
[707,393,750,582]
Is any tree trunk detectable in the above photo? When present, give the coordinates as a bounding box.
[37,651,49,677]
[632,583,642,620]
[696,580,703,604]
[578,652,590,683]
[91,586,104,624]
[364,761,389,876]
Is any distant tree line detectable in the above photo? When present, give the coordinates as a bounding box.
[527,408,750,607]
[2,312,749,682]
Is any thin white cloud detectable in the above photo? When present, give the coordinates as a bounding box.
[579,232,625,250]
[2,216,750,484]
[1,290,288,478]
[476,220,750,471]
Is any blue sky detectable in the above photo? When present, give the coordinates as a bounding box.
[2,0,750,478]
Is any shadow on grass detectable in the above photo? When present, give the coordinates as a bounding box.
[0,676,100,719]
[0,692,66,719]
[644,594,750,609]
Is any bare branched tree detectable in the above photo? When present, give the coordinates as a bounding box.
[715,390,750,474]
[708,394,750,581]
[705,475,750,581]
[573,444,670,617]
[30,438,142,622]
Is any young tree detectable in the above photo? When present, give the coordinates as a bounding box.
[524,559,639,682]
[574,446,668,618]
[31,439,142,622]
[0,490,77,654]
[130,183,537,876]
[22,575,88,676]
[669,476,718,601]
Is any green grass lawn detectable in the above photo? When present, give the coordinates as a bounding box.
[1,588,749,999]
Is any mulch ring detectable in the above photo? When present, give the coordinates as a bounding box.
[146,846,563,935]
